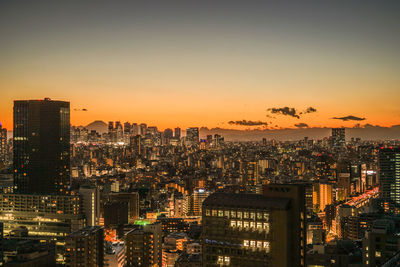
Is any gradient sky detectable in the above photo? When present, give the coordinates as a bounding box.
[1,1,399,130]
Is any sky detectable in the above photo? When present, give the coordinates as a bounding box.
[0,1,399,131]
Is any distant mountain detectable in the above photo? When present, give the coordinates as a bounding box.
[86,120,108,134]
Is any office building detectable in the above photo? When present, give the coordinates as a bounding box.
[186,127,199,145]
[13,98,70,194]
[104,201,129,228]
[0,123,6,164]
[109,192,140,222]
[174,127,181,139]
[379,148,400,208]
[79,185,100,226]
[124,222,162,266]
[202,184,306,267]
[331,128,346,147]
[192,188,210,216]
[65,226,105,267]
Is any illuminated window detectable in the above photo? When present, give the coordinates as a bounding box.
[212,210,217,216]
[250,240,256,247]
[224,256,230,264]
[206,209,211,216]
[264,213,269,221]
[217,256,224,264]
[243,212,249,218]
[244,221,249,228]
[257,212,263,219]
[250,212,255,219]
[264,223,270,233]
[264,241,270,252]
[243,240,249,247]
[375,251,381,257]
[250,222,255,228]
[257,241,262,248]
[230,220,236,227]
[237,212,242,219]
[218,210,224,217]
[237,221,243,228]
[257,222,263,229]
[230,211,236,218]
[224,210,229,217]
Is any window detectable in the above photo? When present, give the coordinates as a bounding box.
[257,212,263,219]
[257,241,262,248]
[206,209,211,216]
[264,223,270,233]
[257,222,263,229]
[250,241,256,247]
[243,240,249,247]
[264,241,270,252]
[243,212,249,218]
[217,256,224,264]
[264,213,269,221]
[230,220,236,227]
[250,212,255,219]
[237,211,242,219]
[218,210,224,217]
[244,221,249,228]
[230,211,236,218]
[224,256,230,265]
[212,210,217,216]
[224,210,230,217]
[250,222,255,228]
[237,221,243,228]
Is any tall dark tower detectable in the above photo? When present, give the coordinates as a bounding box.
[379,147,400,209]
[13,98,70,194]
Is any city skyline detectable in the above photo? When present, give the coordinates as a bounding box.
[1,1,400,131]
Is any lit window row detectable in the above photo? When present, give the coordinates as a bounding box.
[243,240,270,252]
[217,256,230,265]
[206,209,269,220]
[230,220,269,233]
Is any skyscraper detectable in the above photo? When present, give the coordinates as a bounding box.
[13,98,70,194]
[174,127,181,139]
[331,128,346,147]
[379,147,400,208]
[0,123,7,164]
[186,127,199,145]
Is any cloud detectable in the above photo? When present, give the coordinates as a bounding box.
[228,120,268,126]
[305,107,317,114]
[268,107,300,119]
[74,108,88,112]
[294,123,309,128]
[332,115,366,121]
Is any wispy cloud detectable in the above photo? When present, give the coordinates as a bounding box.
[294,123,309,128]
[268,107,300,119]
[228,120,268,126]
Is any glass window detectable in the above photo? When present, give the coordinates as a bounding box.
[217,256,224,264]
[218,210,224,217]
[237,212,242,219]
[224,210,230,218]
[264,241,270,252]
[250,212,255,219]
[250,222,255,228]
[224,257,230,264]
[237,221,243,228]
[264,213,269,221]
[230,210,236,218]
[212,210,217,216]
[243,212,249,218]
[257,212,263,219]
[243,240,249,247]
[206,209,211,216]
[257,222,263,229]
[257,241,262,248]
[264,223,270,233]
[250,241,256,247]
[244,221,249,228]
[230,220,236,227]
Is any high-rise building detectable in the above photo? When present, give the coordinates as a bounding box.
[186,127,199,145]
[174,127,181,139]
[192,188,210,216]
[13,98,70,195]
[0,123,7,164]
[104,201,129,228]
[65,226,105,267]
[123,122,131,134]
[379,147,400,208]
[201,184,306,267]
[124,222,162,266]
[139,123,147,136]
[331,128,346,147]
[79,186,101,226]
[109,192,140,223]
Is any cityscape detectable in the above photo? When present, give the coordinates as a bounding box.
[1,1,400,267]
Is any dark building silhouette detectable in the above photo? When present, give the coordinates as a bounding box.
[13,98,70,194]
[202,184,306,267]
[379,147,400,209]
